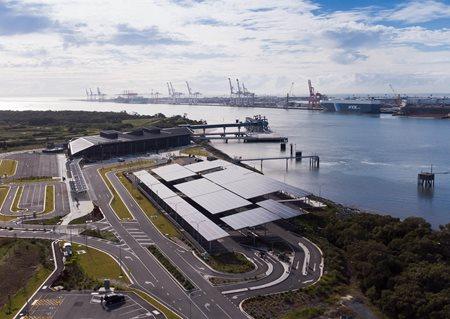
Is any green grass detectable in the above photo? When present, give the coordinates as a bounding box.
[74,243,130,285]
[11,186,23,213]
[0,160,17,177]
[204,252,255,274]
[131,288,181,319]
[10,176,53,184]
[117,173,181,239]
[41,185,54,215]
[99,168,133,220]
[181,146,210,157]
[148,245,194,291]
[0,266,52,319]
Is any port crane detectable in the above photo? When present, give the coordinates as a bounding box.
[97,87,106,101]
[228,78,235,105]
[236,79,243,106]
[308,80,322,109]
[389,84,403,108]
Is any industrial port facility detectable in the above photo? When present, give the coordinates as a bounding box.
[85,79,450,117]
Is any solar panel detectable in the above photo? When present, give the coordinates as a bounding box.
[134,170,161,186]
[152,163,196,182]
[69,158,88,193]
[174,178,223,198]
[183,159,230,173]
[162,196,229,241]
[221,174,282,199]
[189,189,252,214]
[220,207,280,230]
[257,199,302,219]
[203,166,257,184]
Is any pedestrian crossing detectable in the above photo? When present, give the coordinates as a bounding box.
[124,226,154,246]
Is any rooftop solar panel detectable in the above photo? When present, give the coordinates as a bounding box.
[152,163,196,182]
[183,159,230,173]
[220,207,279,230]
[257,199,302,219]
[162,195,229,241]
[221,174,282,199]
[189,189,251,214]
[174,178,223,198]
[203,166,257,184]
[133,170,161,186]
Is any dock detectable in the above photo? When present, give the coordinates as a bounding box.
[237,154,320,171]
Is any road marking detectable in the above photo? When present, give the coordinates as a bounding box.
[303,279,314,284]
[204,303,210,311]
[145,281,155,287]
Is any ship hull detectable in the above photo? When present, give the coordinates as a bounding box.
[321,100,381,114]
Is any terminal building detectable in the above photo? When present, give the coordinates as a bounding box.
[68,127,192,160]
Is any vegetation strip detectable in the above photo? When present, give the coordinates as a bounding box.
[118,172,181,238]
[0,187,17,221]
[0,159,17,177]
[41,185,55,215]
[80,228,120,243]
[11,186,23,212]
[131,288,181,319]
[201,252,255,274]
[99,168,133,220]
[148,245,194,291]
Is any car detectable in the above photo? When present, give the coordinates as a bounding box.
[104,294,126,306]
[118,158,125,162]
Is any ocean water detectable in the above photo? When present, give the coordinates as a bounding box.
[1,97,449,227]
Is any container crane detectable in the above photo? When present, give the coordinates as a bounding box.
[228,77,235,105]
[236,79,243,106]
[389,84,402,108]
[308,80,321,109]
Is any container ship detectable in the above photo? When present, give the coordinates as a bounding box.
[321,99,382,114]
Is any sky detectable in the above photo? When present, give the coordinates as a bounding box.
[0,0,449,97]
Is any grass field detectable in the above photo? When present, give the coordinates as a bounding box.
[11,186,23,212]
[74,243,130,285]
[42,185,54,215]
[205,252,255,274]
[0,187,16,221]
[117,172,181,239]
[0,160,17,177]
[180,146,210,157]
[0,238,53,319]
[99,168,133,220]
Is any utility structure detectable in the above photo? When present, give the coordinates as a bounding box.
[150,89,161,103]
[242,82,255,106]
[285,82,295,106]
[418,164,449,188]
[308,80,322,109]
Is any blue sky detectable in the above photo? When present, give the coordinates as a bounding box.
[0,0,449,96]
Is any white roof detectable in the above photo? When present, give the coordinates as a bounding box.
[152,163,196,182]
[183,159,230,173]
[174,178,223,198]
[221,207,279,230]
[257,199,302,219]
[69,138,95,156]
[134,170,176,199]
[162,195,229,241]
[189,189,251,214]
[221,174,282,199]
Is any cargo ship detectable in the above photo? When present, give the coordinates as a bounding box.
[321,99,382,114]
[395,97,450,118]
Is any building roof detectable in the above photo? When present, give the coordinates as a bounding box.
[257,199,302,219]
[187,189,252,215]
[174,178,223,198]
[69,126,191,156]
[183,159,231,173]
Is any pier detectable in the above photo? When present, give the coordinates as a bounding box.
[418,170,449,188]
[237,154,320,171]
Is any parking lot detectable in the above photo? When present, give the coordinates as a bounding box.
[21,292,165,319]
[7,152,59,178]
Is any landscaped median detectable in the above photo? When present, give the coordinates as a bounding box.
[99,167,134,220]
[117,172,181,239]
[148,245,195,291]
[42,184,55,215]
[11,186,23,213]
[0,159,17,177]
[130,288,181,319]
[0,186,17,222]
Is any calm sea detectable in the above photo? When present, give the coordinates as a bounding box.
[1,97,449,227]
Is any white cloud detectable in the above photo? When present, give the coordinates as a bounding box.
[0,0,449,96]
[382,0,450,23]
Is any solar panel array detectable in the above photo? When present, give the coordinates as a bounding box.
[203,166,256,184]
[220,207,280,230]
[133,170,228,241]
[174,178,223,198]
[183,159,231,173]
[152,163,196,182]
[69,158,88,193]
[257,199,302,219]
